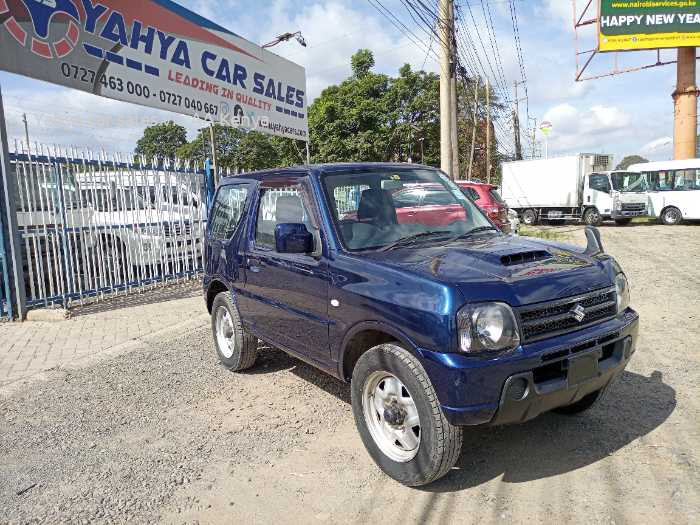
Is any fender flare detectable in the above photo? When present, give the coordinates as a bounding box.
[336,320,422,380]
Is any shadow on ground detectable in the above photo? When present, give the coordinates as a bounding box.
[246,348,675,491]
[70,282,201,317]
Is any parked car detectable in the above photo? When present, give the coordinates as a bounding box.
[204,163,639,487]
[457,181,511,232]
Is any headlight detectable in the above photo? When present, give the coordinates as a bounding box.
[615,273,631,314]
[457,302,520,354]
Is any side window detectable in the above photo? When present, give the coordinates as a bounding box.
[210,185,248,240]
[393,190,422,208]
[255,186,312,251]
[673,170,700,191]
[462,187,480,201]
[657,171,674,191]
[423,190,454,206]
[589,174,611,193]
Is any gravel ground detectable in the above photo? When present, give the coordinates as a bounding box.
[1,224,699,524]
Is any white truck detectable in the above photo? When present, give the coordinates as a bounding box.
[501,154,648,226]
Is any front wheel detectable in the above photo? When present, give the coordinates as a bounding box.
[583,207,602,226]
[521,209,537,225]
[661,207,682,226]
[351,344,463,486]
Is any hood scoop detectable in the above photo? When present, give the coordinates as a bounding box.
[500,250,552,267]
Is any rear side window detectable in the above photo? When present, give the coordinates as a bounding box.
[462,187,480,201]
[422,190,454,206]
[210,185,249,240]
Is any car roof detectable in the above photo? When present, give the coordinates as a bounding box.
[220,162,440,183]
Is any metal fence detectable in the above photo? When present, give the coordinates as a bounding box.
[10,144,208,311]
[0,202,11,320]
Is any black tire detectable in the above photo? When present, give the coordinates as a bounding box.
[521,209,537,225]
[101,236,128,285]
[552,389,602,415]
[211,292,258,371]
[583,207,602,226]
[351,343,463,486]
[661,207,682,226]
[614,218,632,226]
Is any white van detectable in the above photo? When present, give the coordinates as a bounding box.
[629,159,700,225]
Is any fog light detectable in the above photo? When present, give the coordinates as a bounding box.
[507,378,529,401]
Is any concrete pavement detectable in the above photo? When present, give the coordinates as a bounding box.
[0,283,209,391]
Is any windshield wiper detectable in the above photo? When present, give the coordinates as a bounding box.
[379,230,453,252]
[447,226,499,243]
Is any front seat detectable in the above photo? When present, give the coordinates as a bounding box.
[357,189,398,227]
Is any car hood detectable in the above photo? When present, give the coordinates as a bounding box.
[364,233,616,307]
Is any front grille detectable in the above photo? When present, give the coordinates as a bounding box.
[517,288,617,343]
[621,203,645,212]
[162,222,193,237]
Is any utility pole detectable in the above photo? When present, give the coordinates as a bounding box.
[486,80,491,184]
[208,123,218,183]
[513,82,523,161]
[468,78,479,180]
[439,0,453,177]
[673,47,698,160]
[449,2,460,180]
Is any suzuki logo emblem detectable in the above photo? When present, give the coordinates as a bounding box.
[571,304,586,323]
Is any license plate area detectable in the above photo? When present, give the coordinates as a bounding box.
[567,353,599,386]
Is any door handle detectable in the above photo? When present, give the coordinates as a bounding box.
[219,248,226,261]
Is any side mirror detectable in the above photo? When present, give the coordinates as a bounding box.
[275,223,314,254]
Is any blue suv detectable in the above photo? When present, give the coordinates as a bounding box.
[203,164,639,486]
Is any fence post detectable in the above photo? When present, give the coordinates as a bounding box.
[205,159,215,218]
[51,160,74,308]
[0,85,27,320]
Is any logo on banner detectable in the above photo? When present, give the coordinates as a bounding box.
[0,0,81,59]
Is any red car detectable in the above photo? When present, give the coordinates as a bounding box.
[457,181,511,233]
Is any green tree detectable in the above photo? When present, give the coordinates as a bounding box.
[135,121,187,163]
[616,155,649,170]
[351,49,375,78]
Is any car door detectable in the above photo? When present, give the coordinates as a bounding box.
[587,173,613,215]
[206,182,252,288]
[241,177,330,364]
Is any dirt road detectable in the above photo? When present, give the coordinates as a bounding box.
[1,225,698,524]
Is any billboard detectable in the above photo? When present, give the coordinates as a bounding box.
[0,0,308,141]
[598,0,700,52]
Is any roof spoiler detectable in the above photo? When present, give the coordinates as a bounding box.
[584,226,604,257]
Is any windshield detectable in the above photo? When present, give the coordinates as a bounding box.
[322,168,495,251]
[80,187,151,211]
[611,172,648,193]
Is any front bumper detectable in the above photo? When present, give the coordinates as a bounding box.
[613,209,646,218]
[417,309,639,426]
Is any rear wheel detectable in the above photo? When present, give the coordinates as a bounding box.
[661,207,682,226]
[583,207,602,226]
[521,209,537,225]
[614,218,632,226]
[211,292,258,371]
[351,343,462,486]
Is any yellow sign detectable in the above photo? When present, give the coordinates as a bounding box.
[598,1,700,52]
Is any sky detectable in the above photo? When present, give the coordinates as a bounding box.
[0,0,689,164]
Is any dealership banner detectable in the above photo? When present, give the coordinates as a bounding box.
[0,0,308,140]
[598,0,700,52]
